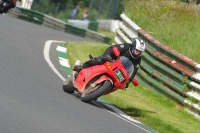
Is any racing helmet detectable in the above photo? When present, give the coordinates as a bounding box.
[129,38,145,59]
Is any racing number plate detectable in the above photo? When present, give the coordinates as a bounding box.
[115,70,124,81]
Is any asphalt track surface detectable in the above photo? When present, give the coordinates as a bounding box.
[0,14,155,133]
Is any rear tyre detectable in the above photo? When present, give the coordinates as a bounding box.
[81,80,112,103]
[63,81,76,94]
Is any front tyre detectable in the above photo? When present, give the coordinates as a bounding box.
[63,81,76,94]
[81,80,112,103]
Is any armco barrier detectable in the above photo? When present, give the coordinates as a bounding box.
[88,20,98,31]
[17,8,44,25]
[67,19,89,30]
[65,24,86,37]
[7,7,112,44]
[42,15,66,32]
[66,19,119,32]
[115,14,200,119]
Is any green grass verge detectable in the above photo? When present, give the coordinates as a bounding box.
[65,42,200,133]
[122,0,200,62]
[97,30,116,39]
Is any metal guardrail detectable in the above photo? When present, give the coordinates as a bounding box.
[7,7,112,44]
[115,14,200,119]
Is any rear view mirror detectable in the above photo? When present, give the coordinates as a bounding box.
[112,47,120,57]
[132,78,139,86]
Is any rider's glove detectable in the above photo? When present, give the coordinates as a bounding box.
[103,54,112,62]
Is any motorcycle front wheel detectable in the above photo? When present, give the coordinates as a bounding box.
[63,81,76,94]
[80,80,112,103]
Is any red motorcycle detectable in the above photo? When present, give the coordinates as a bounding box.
[63,47,139,102]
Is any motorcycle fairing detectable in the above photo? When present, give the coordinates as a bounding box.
[74,60,130,93]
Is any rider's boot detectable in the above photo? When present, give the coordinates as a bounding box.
[73,55,105,72]
[73,60,83,72]
[73,65,83,72]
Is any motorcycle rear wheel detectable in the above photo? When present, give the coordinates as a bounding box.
[80,80,112,103]
[63,81,76,94]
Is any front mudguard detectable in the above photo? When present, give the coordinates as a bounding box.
[74,74,113,94]
[95,75,113,85]
[73,65,110,93]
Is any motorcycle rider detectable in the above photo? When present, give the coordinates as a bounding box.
[73,38,146,88]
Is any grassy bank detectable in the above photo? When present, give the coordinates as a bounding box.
[97,30,116,38]
[122,0,200,62]
[66,42,200,133]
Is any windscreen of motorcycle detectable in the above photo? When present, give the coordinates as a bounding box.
[119,56,134,78]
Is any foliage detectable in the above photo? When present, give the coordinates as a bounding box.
[180,0,200,4]
[31,0,123,20]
